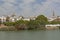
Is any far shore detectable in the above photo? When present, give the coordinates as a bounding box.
[0,24,59,31]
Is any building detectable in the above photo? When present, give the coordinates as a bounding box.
[53,16,60,21]
[9,17,16,22]
[30,16,37,20]
[48,17,56,22]
[23,18,30,21]
[0,16,6,23]
[17,16,24,21]
[48,11,57,22]
[45,24,60,30]
[48,16,60,22]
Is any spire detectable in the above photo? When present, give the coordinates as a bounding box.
[53,10,55,17]
[52,10,55,18]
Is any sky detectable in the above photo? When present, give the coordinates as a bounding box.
[0,0,60,17]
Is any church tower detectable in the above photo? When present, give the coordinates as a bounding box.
[52,10,55,18]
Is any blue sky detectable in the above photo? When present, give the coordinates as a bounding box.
[0,0,60,17]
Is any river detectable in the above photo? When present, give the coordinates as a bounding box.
[0,30,60,40]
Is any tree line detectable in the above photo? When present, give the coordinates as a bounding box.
[0,15,60,31]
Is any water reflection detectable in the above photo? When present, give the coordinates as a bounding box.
[0,30,60,40]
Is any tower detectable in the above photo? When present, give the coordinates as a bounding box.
[52,10,55,18]
[53,11,55,17]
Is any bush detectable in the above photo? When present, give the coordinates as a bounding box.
[3,22,15,26]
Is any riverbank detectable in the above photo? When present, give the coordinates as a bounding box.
[0,24,59,31]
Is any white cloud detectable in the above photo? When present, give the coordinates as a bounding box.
[30,0,60,16]
[0,0,60,17]
[3,0,15,3]
[23,0,35,4]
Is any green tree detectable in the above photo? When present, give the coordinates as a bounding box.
[35,15,48,30]
[6,16,10,22]
[14,20,29,30]
[50,21,60,24]
[36,15,48,25]
[27,20,40,30]
[3,22,15,26]
[0,19,1,26]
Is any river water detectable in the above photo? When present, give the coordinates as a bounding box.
[0,30,60,40]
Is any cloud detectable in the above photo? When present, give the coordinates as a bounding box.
[0,0,60,17]
[29,0,60,16]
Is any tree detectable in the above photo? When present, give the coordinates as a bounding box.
[27,20,40,30]
[3,22,15,26]
[36,15,48,25]
[50,21,60,24]
[0,19,1,26]
[14,20,29,30]
[6,16,10,22]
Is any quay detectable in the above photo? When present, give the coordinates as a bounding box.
[45,24,60,30]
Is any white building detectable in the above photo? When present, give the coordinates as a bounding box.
[17,16,24,21]
[45,24,60,29]
[47,11,57,22]
[48,17,56,22]
[9,17,16,22]
[48,16,60,22]
[0,16,6,23]
[23,18,30,21]
[30,16,36,20]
